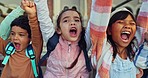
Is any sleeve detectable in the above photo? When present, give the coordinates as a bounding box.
[0,38,8,56]
[0,6,24,40]
[28,15,43,62]
[89,0,112,67]
[135,0,148,46]
[34,0,55,44]
[134,42,148,69]
[134,0,148,70]
[85,22,91,52]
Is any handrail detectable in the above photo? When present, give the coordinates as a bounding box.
[112,0,132,11]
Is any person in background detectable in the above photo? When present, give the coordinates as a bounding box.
[133,1,148,78]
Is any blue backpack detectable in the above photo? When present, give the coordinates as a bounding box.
[38,32,92,78]
[2,42,38,78]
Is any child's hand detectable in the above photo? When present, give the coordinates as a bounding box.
[144,32,148,42]
[136,68,143,78]
[21,0,36,17]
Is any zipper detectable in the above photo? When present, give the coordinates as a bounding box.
[66,43,71,78]
[68,44,71,53]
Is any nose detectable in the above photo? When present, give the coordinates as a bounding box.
[124,25,131,29]
[13,34,19,40]
[124,23,131,29]
[70,20,76,25]
[71,23,75,25]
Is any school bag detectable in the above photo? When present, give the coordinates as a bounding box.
[2,42,38,78]
[38,32,92,78]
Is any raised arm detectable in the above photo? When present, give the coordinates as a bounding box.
[21,0,43,60]
[133,1,148,77]
[89,0,112,67]
[34,0,55,44]
[135,0,148,46]
[0,6,24,40]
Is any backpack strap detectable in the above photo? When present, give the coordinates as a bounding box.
[2,42,15,65]
[38,32,59,78]
[3,42,38,78]
[26,44,38,78]
[134,43,144,65]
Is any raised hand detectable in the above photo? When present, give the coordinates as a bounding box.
[21,0,36,17]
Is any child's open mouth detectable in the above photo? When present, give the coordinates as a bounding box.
[14,42,21,51]
[121,31,130,42]
[69,27,77,37]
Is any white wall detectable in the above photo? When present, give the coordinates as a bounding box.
[0,0,21,5]
[0,0,142,23]
[113,0,141,16]
[61,0,80,11]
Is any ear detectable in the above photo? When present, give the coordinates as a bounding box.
[56,28,62,34]
[107,27,112,35]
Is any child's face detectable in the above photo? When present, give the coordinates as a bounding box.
[10,26,30,52]
[58,10,82,42]
[109,14,136,49]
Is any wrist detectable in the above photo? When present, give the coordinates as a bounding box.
[28,13,36,18]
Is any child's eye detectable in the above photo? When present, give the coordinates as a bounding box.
[10,32,15,36]
[130,22,136,26]
[75,19,80,22]
[63,19,68,23]
[116,20,124,24]
[19,34,25,36]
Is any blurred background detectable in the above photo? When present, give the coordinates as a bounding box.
[0,0,142,24]
[0,0,143,77]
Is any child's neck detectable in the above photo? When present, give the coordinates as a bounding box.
[117,49,127,59]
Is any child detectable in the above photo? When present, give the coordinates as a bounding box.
[89,0,147,78]
[0,0,43,78]
[34,0,92,78]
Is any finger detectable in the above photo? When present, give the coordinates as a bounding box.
[32,1,35,7]
[136,68,143,78]
[21,0,25,2]
[22,0,28,7]
[25,0,30,7]
[24,0,26,1]
[29,1,35,7]
[21,0,26,7]
[21,0,27,4]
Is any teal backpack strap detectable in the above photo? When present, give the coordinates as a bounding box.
[26,44,38,78]
[2,42,15,65]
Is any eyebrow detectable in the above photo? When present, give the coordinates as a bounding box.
[62,16,80,20]
[62,16,69,20]
[74,16,80,19]
[11,31,27,34]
